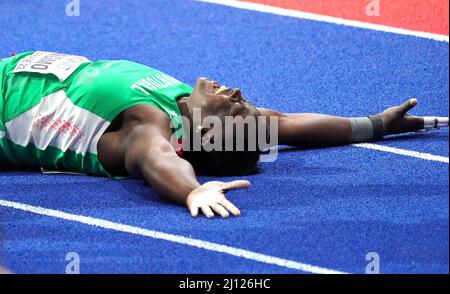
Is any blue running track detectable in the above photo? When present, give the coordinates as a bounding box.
[0,0,448,273]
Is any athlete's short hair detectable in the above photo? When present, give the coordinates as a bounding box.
[183,114,266,176]
[184,146,261,176]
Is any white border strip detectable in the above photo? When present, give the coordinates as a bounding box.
[198,0,449,43]
[352,143,449,163]
[0,199,348,274]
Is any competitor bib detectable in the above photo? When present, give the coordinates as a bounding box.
[12,51,90,82]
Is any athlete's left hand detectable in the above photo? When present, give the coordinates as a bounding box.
[380,98,448,136]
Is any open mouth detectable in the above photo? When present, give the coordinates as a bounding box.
[216,85,230,94]
[211,81,230,95]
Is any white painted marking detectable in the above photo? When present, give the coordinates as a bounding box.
[198,0,449,43]
[0,199,348,274]
[352,143,449,163]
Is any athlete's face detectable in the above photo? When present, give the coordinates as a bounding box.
[188,77,259,121]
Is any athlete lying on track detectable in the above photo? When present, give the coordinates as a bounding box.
[0,51,448,218]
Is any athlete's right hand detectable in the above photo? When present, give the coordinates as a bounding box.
[186,180,251,219]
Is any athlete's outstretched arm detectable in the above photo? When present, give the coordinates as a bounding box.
[258,108,353,147]
[124,118,249,218]
[124,123,200,203]
[258,98,447,148]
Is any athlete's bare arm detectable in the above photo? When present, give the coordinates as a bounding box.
[101,105,249,218]
[124,121,201,204]
[258,99,427,148]
[258,108,352,147]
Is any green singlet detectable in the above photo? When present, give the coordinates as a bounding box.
[0,51,192,178]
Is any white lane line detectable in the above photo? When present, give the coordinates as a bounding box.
[352,143,449,163]
[0,199,348,274]
[198,0,449,43]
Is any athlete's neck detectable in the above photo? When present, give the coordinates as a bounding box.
[177,96,191,120]
[177,96,194,135]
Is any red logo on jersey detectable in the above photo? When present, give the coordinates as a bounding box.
[33,114,85,143]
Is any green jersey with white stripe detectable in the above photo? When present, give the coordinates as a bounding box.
[0,51,192,178]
